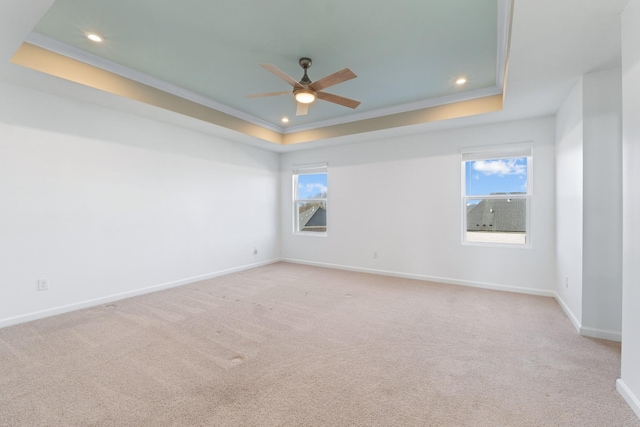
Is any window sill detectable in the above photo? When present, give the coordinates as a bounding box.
[462,240,531,249]
[294,231,328,237]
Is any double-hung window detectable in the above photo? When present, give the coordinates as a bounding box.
[293,164,327,235]
[462,145,532,246]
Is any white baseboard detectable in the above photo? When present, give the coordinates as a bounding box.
[0,259,279,329]
[3,258,622,347]
[553,295,622,342]
[580,326,622,342]
[280,258,556,297]
[617,379,640,420]
[554,293,581,333]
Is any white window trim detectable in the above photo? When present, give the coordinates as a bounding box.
[461,144,533,248]
[292,163,328,237]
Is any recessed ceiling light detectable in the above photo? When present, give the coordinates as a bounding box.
[281,117,289,123]
[455,77,467,85]
[86,33,103,43]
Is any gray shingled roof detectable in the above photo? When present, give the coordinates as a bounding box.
[467,198,525,232]
[304,207,326,227]
[299,206,327,231]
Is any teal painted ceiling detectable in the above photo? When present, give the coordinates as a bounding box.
[31,0,502,129]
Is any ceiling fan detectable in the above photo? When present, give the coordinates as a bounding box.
[247,58,361,116]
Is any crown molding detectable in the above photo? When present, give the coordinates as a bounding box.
[25,32,285,134]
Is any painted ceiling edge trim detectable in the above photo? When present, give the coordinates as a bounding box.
[500,0,515,101]
[24,32,283,134]
[495,0,514,88]
[283,86,502,134]
[281,94,504,145]
[10,42,284,144]
[10,42,504,145]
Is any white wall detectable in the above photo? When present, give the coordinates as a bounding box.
[554,69,624,341]
[555,79,584,328]
[582,68,623,339]
[280,117,557,295]
[618,0,640,418]
[0,80,280,327]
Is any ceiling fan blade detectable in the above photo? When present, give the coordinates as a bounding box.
[246,90,291,99]
[316,91,361,109]
[296,102,309,116]
[309,68,357,92]
[260,64,303,88]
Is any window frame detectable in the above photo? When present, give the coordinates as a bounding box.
[461,144,533,248]
[292,163,328,237]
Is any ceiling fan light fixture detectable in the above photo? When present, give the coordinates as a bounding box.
[294,89,316,104]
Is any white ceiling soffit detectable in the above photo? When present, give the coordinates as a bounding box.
[11,0,513,145]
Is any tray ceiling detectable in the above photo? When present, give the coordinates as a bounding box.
[11,0,512,145]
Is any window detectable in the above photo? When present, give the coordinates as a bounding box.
[462,145,532,246]
[293,164,327,235]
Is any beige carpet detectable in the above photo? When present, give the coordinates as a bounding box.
[0,262,638,426]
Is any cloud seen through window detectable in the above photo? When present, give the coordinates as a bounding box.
[472,159,526,177]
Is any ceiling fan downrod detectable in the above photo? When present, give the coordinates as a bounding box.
[299,57,312,86]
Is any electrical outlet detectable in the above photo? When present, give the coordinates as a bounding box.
[253,247,258,255]
[373,252,378,259]
[37,278,49,291]
[564,276,569,288]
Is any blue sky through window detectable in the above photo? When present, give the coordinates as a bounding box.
[298,173,327,199]
[465,157,527,197]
